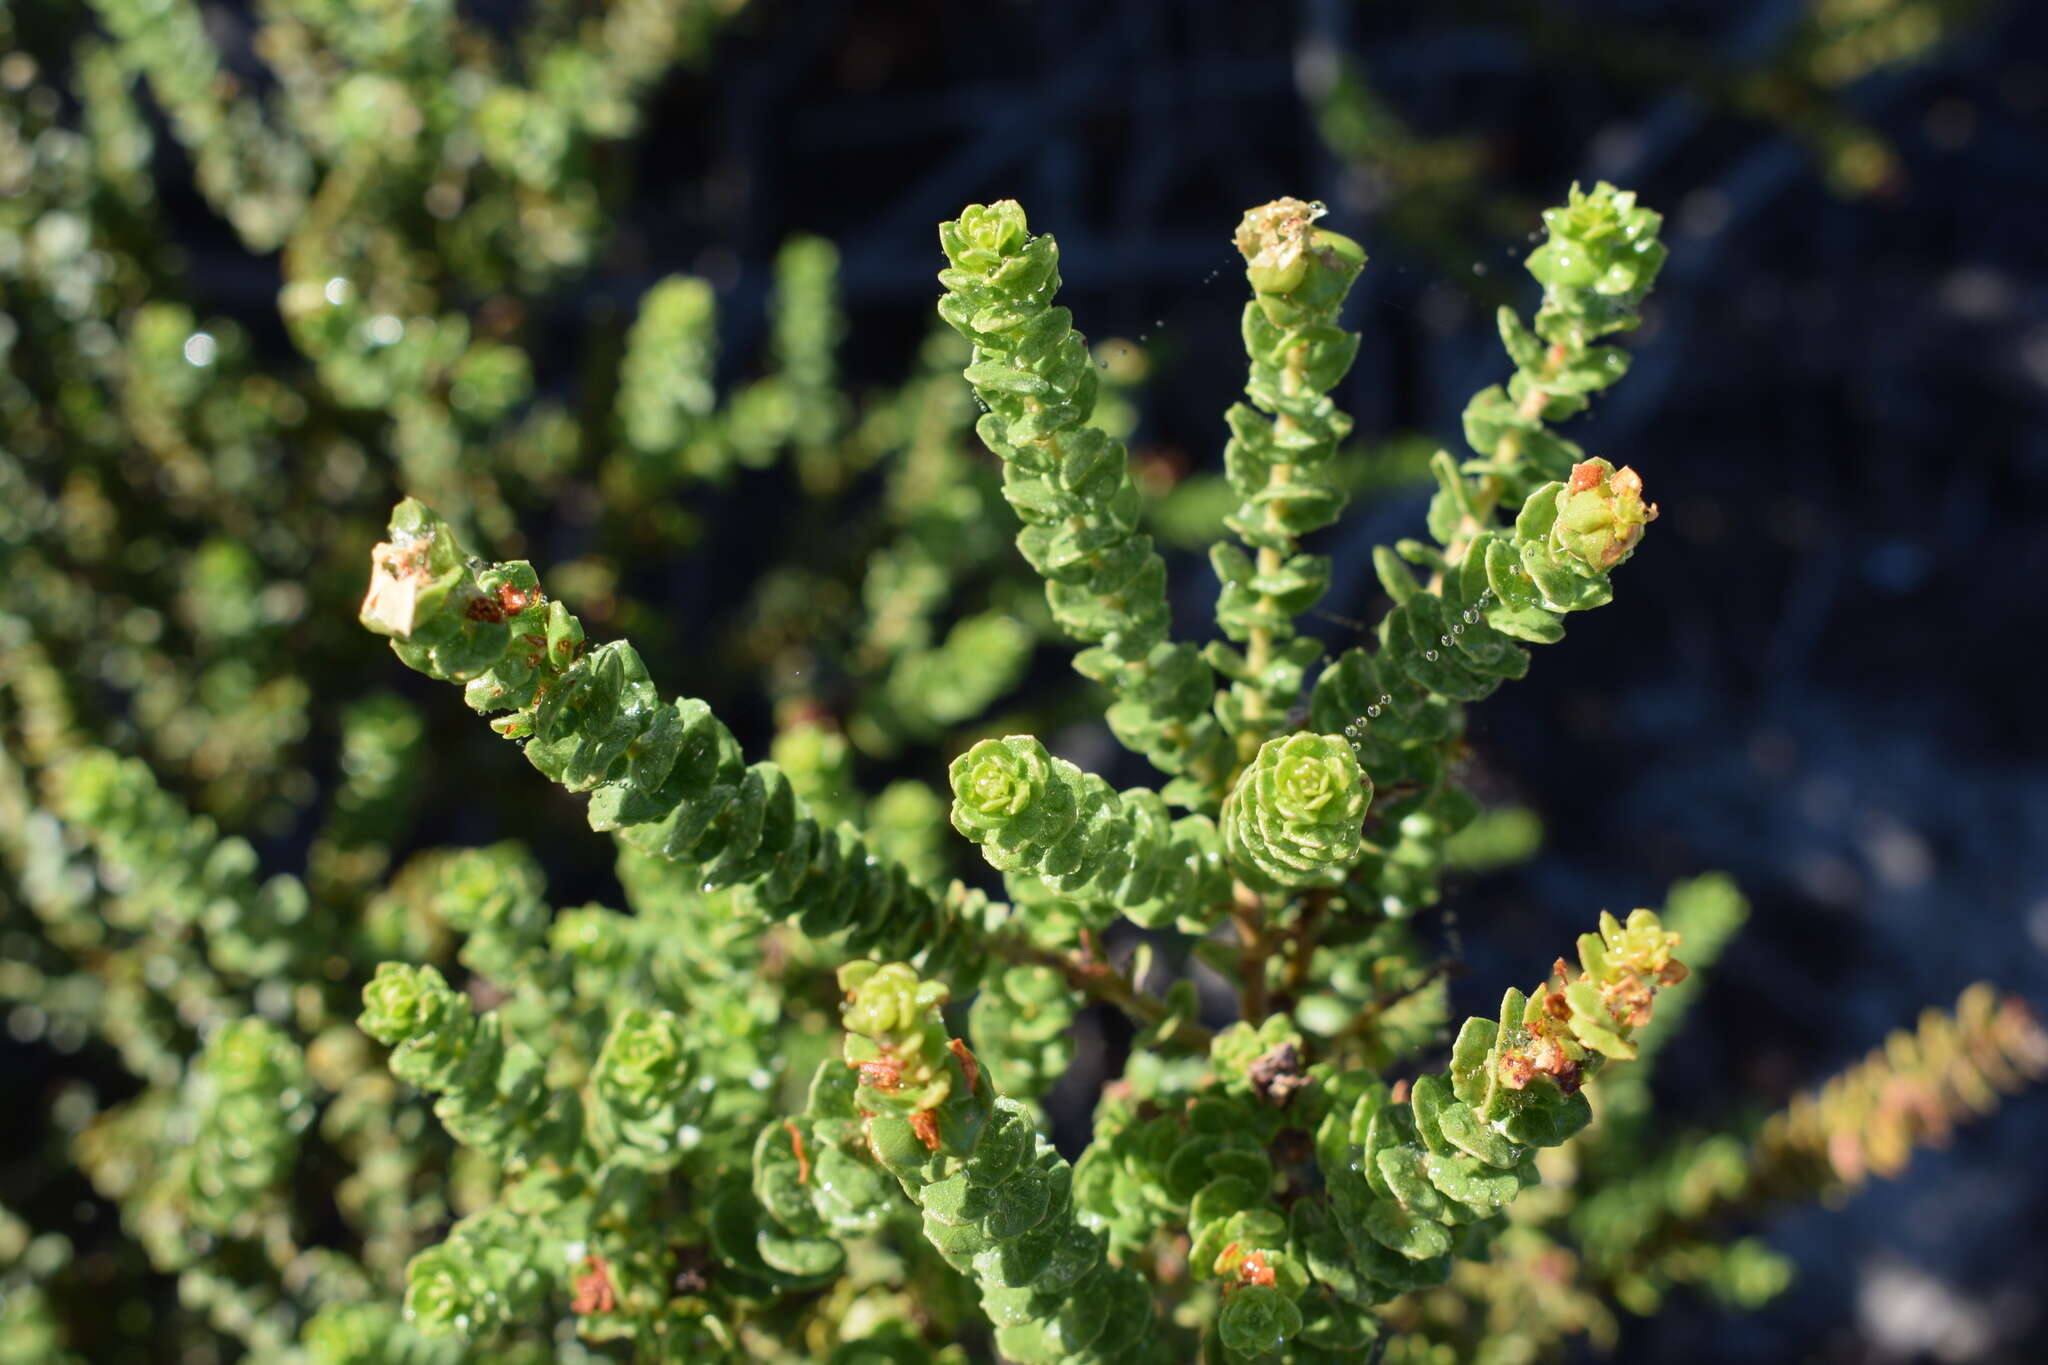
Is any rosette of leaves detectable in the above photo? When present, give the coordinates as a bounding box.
[401,1209,549,1340]
[589,1005,702,1170]
[937,200,1232,806]
[358,498,992,978]
[357,962,575,1165]
[1220,733,1370,890]
[836,961,1159,1365]
[946,735,1229,929]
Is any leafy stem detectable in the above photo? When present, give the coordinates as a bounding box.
[1277,887,1333,996]
[1236,338,1311,765]
[1231,881,1273,1024]
[1431,349,1562,589]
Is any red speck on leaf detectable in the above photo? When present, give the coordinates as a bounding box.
[784,1120,810,1185]
[949,1038,980,1095]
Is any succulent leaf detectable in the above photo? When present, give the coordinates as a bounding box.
[1221,733,1371,890]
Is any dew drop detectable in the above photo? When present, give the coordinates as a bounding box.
[1439,635,1452,648]
[1424,650,1439,662]
[1365,705,1381,719]
[1462,609,1480,625]
[1451,624,1465,636]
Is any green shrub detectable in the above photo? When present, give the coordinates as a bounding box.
[3,5,2040,1363]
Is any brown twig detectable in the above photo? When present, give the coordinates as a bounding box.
[1278,889,1333,995]
[1232,882,1271,1024]
[1326,959,1455,1052]
[984,932,1215,1053]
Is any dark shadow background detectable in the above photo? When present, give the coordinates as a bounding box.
[25,0,2048,1360]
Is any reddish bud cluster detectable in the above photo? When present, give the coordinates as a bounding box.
[1498,1024,1583,1095]
[1498,948,1688,1093]
[856,1058,903,1092]
[571,1255,616,1316]
[1215,1241,1278,1294]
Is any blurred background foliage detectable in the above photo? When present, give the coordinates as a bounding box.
[1,0,2044,1361]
